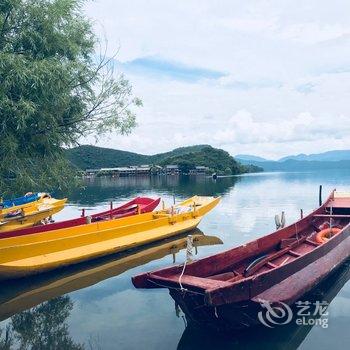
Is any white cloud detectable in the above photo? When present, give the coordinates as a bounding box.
[83,0,350,159]
[278,23,350,44]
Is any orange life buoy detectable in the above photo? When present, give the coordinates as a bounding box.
[315,227,341,244]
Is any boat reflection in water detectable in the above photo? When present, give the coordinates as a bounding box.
[0,229,222,322]
[177,259,350,350]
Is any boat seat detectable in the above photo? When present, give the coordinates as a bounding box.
[266,261,278,268]
[305,238,319,246]
[208,271,236,281]
[288,250,301,257]
[280,238,298,249]
[245,236,309,277]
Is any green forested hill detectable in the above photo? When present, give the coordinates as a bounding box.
[66,144,210,169]
[159,147,242,174]
[66,144,262,174]
[66,145,149,169]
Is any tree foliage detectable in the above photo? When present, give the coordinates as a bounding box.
[159,147,263,175]
[0,0,141,193]
[159,146,245,175]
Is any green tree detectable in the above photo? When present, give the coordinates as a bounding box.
[224,167,232,175]
[0,0,141,193]
[177,160,195,174]
[159,146,244,175]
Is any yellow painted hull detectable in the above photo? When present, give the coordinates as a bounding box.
[0,230,223,321]
[0,193,50,218]
[0,198,67,232]
[0,196,220,279]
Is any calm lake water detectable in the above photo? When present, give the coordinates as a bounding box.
[1,171,350,349]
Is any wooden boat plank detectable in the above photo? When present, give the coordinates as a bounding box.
[208,272,236,281]
[205,224,350,306]
[305,238,320,246]
[314,214,350,218]
[328,197,350,208]
[266,261,278,268]
[148,274,231,290]
[248,224,350,299]
[252,231,350,304]
[179,240,261,278]
[288,249,301,257]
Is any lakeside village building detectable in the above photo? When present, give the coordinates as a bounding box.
[85,165,209,177]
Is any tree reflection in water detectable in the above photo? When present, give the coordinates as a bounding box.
[0,296,83,350]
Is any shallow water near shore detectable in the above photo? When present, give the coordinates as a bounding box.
[1,171,350,349]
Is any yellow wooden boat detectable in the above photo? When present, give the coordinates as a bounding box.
[0,230,223,321]
[0,193,51,218]
[0,198,67,233]
[0,196,220,279]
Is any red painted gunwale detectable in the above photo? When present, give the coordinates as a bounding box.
[0,197,160,239]
[132,191,350,310]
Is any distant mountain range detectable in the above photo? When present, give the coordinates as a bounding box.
[236,150,350,163]
[279,150,350,162]
[234,154,268,162]
[236,149,350,171]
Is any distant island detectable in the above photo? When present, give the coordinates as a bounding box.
[236,149,350,171]
[66,145,263,176]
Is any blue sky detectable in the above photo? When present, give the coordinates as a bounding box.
[118,57,226,82]
[84,0,350,159]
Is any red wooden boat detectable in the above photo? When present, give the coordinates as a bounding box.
[177,259,350,348]
[0,197,160,239]
[132,190,350,329]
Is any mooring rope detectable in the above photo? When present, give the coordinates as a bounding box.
[146,278,205,296]
[178,261,187,291]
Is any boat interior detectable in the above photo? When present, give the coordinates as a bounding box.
[0,198,160,239]
[202,193,350,283]
[148,192,350,288]
[89,197,159,221]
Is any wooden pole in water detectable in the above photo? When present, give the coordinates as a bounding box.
[319,185,323,206]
